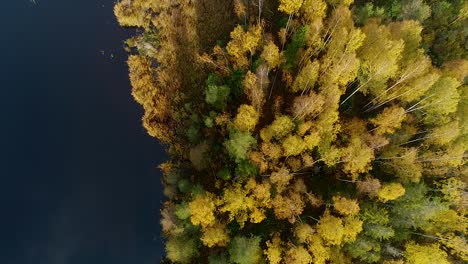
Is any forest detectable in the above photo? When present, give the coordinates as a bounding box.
[114,0,467,263]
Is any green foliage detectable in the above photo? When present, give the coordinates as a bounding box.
[175,201,191,220]
[423,0,467,65]
[209,253,230,264]
[347,203,396,263]
[363,223,395,241]
[205,84,230,109]
[186,124,201,144]
[217,167,232,180]
[360,204,390,226]
[117,0,468,262]
[166,236,199,264]
[399,0,431,22]
[354,3,385,25]
[283,26,308,69]
[204,73,230,109]
[345,236,381,263]
[235,160,258,179]
[177,179,191,193]
[225,130,256,163]
[390,184,446,230]
[421,76,461,125]
[225,70,246,99]
[228,236,262,264]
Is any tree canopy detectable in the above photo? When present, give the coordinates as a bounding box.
[115,0,467,263]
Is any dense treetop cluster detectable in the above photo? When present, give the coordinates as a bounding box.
[114,0,467,263]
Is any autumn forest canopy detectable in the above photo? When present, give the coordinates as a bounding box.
[114,0,467,263]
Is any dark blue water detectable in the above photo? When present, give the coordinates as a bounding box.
[0,1,165,263]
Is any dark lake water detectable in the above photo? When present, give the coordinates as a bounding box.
[0,1,165,263]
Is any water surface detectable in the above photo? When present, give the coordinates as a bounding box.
[0,1,165,263]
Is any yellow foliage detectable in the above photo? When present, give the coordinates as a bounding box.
[304,19,325,53]
[383,260,405,264]
[295,223,314,243]
[377,183,406,202]
[442,59,468,83]
[320,145,342,166]
[215,112,230,126]
[219,183,256,227]
[278,0,304,14]
[127,55,157,106]
[292,92,325,120]
[333,196,360,216]
[116,2,468,263]
[261,41,282,69]
[270,168,293,193]
[261,142,283,160]
[128,54,173,143]
[260,115,295,141]
[201,223,230,247]
[302,154,315,167]
[114,0,156,28]
[264,233,283,264]
[304,131,321,150]
[227,25,262,68]
[278,27,288,46]
[284,244,313,264]
[438,177,466,211]
[305,192,324,208]
[425,121,460,146]
[320,27,362,86]
[341,137,375,179]
[244,25,262,54]
[234,104,260,132]
[328,0,354,6]
[287,156,303,171]
[405,242,450,264]
[272,191,305,223]
[251,181,272,207]
[291,60,320,93]
[243,71,265,111]
[226,26,248,67]
[398,71,440,103]
[250,207,267,223]
[282,135,307,156]
[292,178,308,194]
[342,216,363,242]
[317,211,345,245]
[439,233,468,261]
[308,234,331,264]
[189,193,217,228]
[301,0,327,21]
[421,77,461,125]
[370,106,406,135]
[297,121,313,136]
[249,151,269,174]
[356,177,381,197]
[233,0,246,18]
[381,147,422,183]
[244,178,257,192]
[358,20,404,97]
[427,209,468,233]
